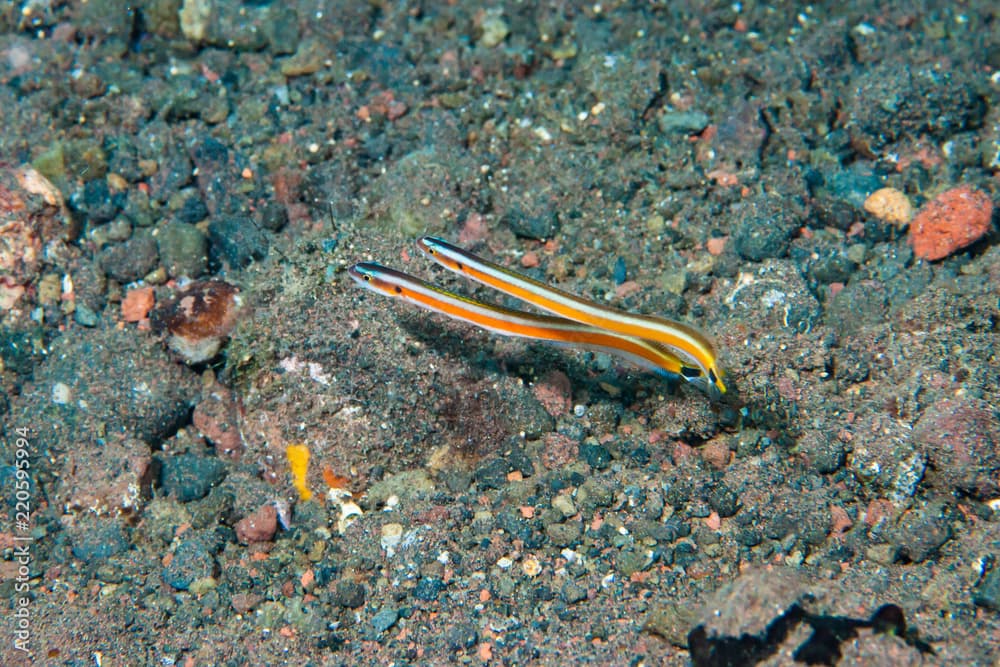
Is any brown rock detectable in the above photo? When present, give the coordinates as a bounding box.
[913,396,999,498]
[235,503,278,544]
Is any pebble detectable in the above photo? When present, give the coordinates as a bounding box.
[973,562,1000,611]
[521,556,542,577]
[809,165,882,230]
[122,187,155,227]
[380,523,404,555]
[501,204,560,241]
[235,503,278,544]
[371,608,399,634]
[207,216,269,268]
[643,602,700,647]
[475,457,513,490]
[913,396,999,499]
[188,576,218,595]
[99,231,159,282]
[158,453,226,502]
[73,178,121,224]
[863,187,913,225]
[551,493,576,518]
[560,581,588,604]
[175,191,209,224]
[446,624,479,651]
[698,567,807,638]
[157,220,208,278]
[908,186,993,261]
[891,500,954,563]
[657,110,710,135]
[577,478,613,511]
[731,198,799,261]
[795,431,845,475]
[413,577,445,601]
[73,303,99,327]
[477,8,509,48]
[162,538,215,590]
[51,381,71,404]
[545,521,582,547]
[579,441,611,470]
[332,580,367,609]
[846,64,986,148]
[70,517,127,563]
[617,546,654,576]
[193,381,244,458]
[257,202,288,232]
[121,286,155,322]
[706,483,740,518]
[726,260,822,334]
[89,217,132,247]
[367,148,460,238]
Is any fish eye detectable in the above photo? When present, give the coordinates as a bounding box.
[394,285,402,294]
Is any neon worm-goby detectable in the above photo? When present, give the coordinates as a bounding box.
[349,238,726,397]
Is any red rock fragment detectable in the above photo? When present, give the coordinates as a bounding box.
[913,396,999,498]
[531,369,572,417]
[121,286,155,322]
[700,437,731,470]
[235,503,278,544]
[57,436,153,517]
[908,186,993,261]
[192,380,244,459]
[706,236,728,256]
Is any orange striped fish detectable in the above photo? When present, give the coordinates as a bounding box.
[349,238,725,398]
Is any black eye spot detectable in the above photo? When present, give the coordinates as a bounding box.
[456,262,464,270]
[364,275,372,281]
[708,369,718,384]
[394,286,402,294]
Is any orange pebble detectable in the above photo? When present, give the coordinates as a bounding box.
[863,187,913,225]
[478,642,493,661]
[909,186,993,261]
[121,286,155,322]
[706,236,728,256]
